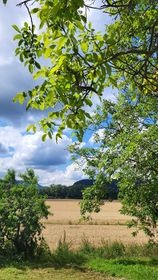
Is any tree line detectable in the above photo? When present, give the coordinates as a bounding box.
[39,179,118,200]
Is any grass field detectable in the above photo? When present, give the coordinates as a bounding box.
[43,200,148,249]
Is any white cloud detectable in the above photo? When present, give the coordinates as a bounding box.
[0,124,88,185]
[86,0,112,32]
[37,162,87,186]
[0,126,82,185]
[89,128,105,144]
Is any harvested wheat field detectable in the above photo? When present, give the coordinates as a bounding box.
[43,200,148,249]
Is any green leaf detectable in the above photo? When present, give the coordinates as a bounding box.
[27,124,36,133]
[35,61,41,69]
[42,134,47,141]
[81,41,88,53]
[39,102,45,110]
[85,98,93,107]
[29,64,34,73]
[106,63,111,76]
[13,34,22,40]
[31,8,39,14]
[12,24,21,33]
[55,132,62,142]
[13,92,26,104]
[48,131,52,139]
[57,37,67,49]
[75,20,84,30]
[20,53,24,62]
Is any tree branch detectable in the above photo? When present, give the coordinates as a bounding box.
[17,0,33,7]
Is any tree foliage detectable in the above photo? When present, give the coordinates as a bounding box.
[0,169,49,256]
[3,0,158,140]
[71,92,158,242]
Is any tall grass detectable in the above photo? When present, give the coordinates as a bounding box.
[51,231,85,267]
[79,236,158,259]
[1,233,158,280]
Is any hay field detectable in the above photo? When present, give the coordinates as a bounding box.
[43,200,148,249]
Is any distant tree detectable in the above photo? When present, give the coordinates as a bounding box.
[39,179,118,200]
[19,168,38,185]
[0,169,49,257]
[49,184,67,198]
[67,184,85,199]
[2,168,16,185]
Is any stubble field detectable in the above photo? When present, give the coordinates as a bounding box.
[43,200,147,249]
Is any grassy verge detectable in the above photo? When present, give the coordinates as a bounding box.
[0,238,158,280]
[79,239,158,280]
[86,258,158,280]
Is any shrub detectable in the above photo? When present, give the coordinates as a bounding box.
[0,169,49,257]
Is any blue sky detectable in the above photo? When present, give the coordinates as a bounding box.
[0,1,116,185]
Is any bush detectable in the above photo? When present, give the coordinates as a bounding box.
[0,169,49,257]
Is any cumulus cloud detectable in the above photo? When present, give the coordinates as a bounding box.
[17,132,71,169]
[0,126,71,172]
[0,143,8,155]
[0,125,87,185]
[37,162,87,186]
[0,125,86,185]
[0,1,46,129]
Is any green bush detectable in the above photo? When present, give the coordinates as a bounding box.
[0,169,49,257]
